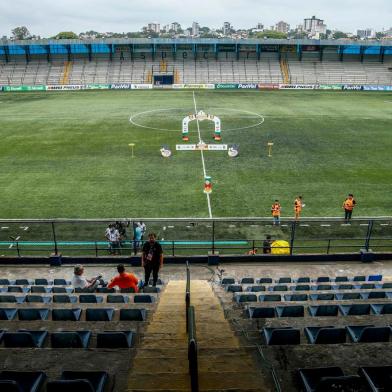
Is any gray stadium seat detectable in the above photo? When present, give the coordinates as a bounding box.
[382,282,392,289]
[304,326,346,344]
[52,308,82,321]
[18,308,49,321]
[368,291,387,299]
[4,330,48,348]
[262,327,300,345]
[97,331,133,348]
[360,283,375,290]
[275,305,304,317]
[8,286,26,293]
[86,308,114,321]
[52,287,72,294]
[120,287,136,293]
[347,325,390,343]
[0,371,46,392]
[0,295,24,303]
[308,305,339,317]
[47,371,108,392]
[0,279,11,285]
[15,279,30,285]
[247,307,275,319]
[353,276,366,281]
[51,331,91,348]
[96,287,115,293]
[119,308,146,321]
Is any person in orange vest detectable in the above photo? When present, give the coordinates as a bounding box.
[294,196,304,221]
[343,194,356,223]
[271,200,281,225]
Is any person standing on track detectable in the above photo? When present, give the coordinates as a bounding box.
[271,200,281,226]
[343,194,356,223]
[142,233,163,287]
[294,196,304,221]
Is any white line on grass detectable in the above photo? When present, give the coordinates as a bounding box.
[192,91,212,219]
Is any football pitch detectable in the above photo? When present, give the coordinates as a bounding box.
[0,89,391,219]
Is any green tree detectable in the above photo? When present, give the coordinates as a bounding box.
[332,31,348,39]
[256,30,287,39]
[11,26,31,40]
[54,32,78,40]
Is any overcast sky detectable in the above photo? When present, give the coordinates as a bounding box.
[0,0,391,37]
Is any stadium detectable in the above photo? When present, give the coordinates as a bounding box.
[0,32,392,391]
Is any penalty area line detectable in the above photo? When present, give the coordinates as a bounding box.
[192,91,212,219]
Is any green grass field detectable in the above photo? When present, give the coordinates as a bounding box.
[0,89,391,219]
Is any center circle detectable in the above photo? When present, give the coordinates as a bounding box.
[129,107,264,132]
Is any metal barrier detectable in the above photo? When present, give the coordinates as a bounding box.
[186,261,190,331]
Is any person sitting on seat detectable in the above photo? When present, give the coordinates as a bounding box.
[107,264,139,292]
[72,265,105,292]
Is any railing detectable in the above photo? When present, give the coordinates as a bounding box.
[185,260,198,392]
[0,217,391,257]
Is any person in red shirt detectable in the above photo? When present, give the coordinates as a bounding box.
[108,264,139,292]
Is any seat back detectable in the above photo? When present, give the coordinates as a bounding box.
[348,304,371,316]
[107,295,126,303]
[0,308,17,320]
[227,285,242,293]
[34,279,49,285]
[79,294,99,303]
[315,328,346,344]
[51,332,86,348]
[260,294,281,302]
[52,308,81,321]
[315,375,366,392]
[53,295,71,303]
[15,279,29,285]
[259,278,272,284]
[273,285,288,291]
[236,294,257,303]
[86,308,114,321]
[278,277,291,284]
[295,285,310,291]
[277,305,304,317]
[47,380,95,392]
[53,279,68,285]
[18,308,49,321]
[265,328,300,345]
[31,286,47,293]
[248,307,275,319]
[314,305,339,317]
[249,286,266,292]
[25,295,45,303]
[360,327,390,343]
[134,295,153,303]
[0,380,21,392]
[119,308,146,321]
[4,332,36,348]
[97,332,133,348]
[0,295,17,303]
[286,294,308,301]
[221,278,235,284]
[241,278,254,284]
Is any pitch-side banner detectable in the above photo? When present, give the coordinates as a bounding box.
[46,85,85,91]
[279,84,318,89]
[172,84,215,89]
[362,85,392,91]
[131,84,153,89]
[111,83,132,89]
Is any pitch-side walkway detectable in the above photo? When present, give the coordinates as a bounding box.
[127,280,271,391]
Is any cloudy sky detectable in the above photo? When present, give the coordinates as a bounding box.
[0,0,391,37]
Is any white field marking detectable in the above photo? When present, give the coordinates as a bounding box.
[281,224,288,227]
[300,224,309,227]
[193,91,212,219]
[24,226,29,231]
[321,224,331,227]
[1,227,9,230]
[380,223,389,226]
[360,223,369,226]
[341,224,351,226]
[229,224,236,228]
[129,107,264,133]
[168,226,175,229]
[8,244,13,249]
[15,236,20,241]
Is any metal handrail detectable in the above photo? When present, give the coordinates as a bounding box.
[188,305,198,392]
[186,260,190,330]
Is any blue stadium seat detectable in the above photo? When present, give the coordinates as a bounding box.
[79,295,103,304]
[347,325,390,343]
[247,285,266,292]
[134,295,154,303]
[235,294,257,303]
[284,294,308,302]
[0,371,46,392]
[335,292,361,300]
[52,287,73,294]
[382,282,392,289]
[0,279,11,285]
[34,278,50,285]
[293,285,310,291]
[353,276,366,282]
[271,285,288,292]
[96,287,115,293]
[15,279,30,286]
[0,295,25,303]
[142,286,160,293]
[359,366,392,392]
[316,284,332,291]
[0,308,17,320]
[258,278,273,284]
[368,274,382,282]
[52,308,82,321]
[221,278,235,285]
[370,304,392,315]
[120,287,136,293]
[309,293,334,301]
[337,284,354,290]
[367,291,387,299]
[262,327,300,345]
[30,286,50,294]
[297,277,310,283]
[51,331,92,348]
[247,307,275,319]
[277,277,291,284]
[8,286,28,293]
[107,295,129,303]
[53,295,77,304]
[335,276,349,282]
[360,283,376,290]
[304,326,346,344]
[339,304,371,316]
[275,305,304,317]
[97,331,133,348]
[298,367,364,392]
[4,330,48,348]
[316,277,330,283]
[47,371,108,392]
[86,308,114,321]
[308,305,339,317]
[25,295,51,304]
[240,277,254,284]
[119,308,146,321]
[18,308,49,321]
[258,294,281,302]
[226,285,242,293]
[53,279,69,286]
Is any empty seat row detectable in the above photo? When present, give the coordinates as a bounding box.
[228,283,391,293]
[222,275,383,285]
[0,286,160,294]
[0,307,147,321]
[299,366,392,392]
[235,291,392,302]
[262,325,392,345]
[0,370,108,392]
[0,329,133,348]
[247,303,392,318]
[0,278,163,286]
[0,294,156,304]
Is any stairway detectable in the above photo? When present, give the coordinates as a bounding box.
[60,61,73,85]
[279,57,291,84]
[127,280,272,391]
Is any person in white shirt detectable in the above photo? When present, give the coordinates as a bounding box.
[105,223,121,255]
[72,265,105,292]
